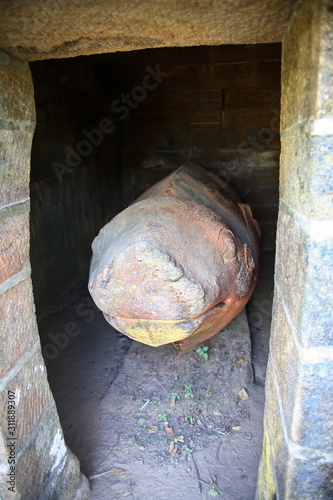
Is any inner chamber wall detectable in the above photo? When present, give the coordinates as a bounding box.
[30,43,281,319]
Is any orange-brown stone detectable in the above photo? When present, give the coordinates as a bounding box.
[89,162,260,350]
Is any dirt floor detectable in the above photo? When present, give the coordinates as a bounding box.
[38,251,274,500]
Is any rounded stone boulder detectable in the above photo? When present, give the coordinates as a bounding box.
[88,162,260,350]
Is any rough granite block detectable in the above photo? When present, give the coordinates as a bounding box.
[15,405,90,500]
[281,0,324,130]
[0,350,53,446]
[0,213,29,286]
[280,125,333,219]
[0,55,35,125]
[275,207,333,347]
[0,130,34,208]
[0,277,39,378]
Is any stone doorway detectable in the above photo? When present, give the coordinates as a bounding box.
[0,1,332,498]
[29,44,279,499]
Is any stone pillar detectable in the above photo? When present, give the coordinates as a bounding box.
[0,51,90,499]
[256,0,333,498]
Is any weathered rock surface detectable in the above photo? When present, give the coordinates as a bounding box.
[0,0,296,61]
[89,162,260,350]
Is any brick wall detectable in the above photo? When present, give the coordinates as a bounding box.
[256,0,333,498]
[0,51,90,499]
[102,44,281,250]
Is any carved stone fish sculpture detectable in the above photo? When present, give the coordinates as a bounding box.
[88,162,260,351]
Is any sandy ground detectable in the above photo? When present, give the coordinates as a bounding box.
[38,251,274,500]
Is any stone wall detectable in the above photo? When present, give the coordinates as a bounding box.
[30,58,122,318]
[0,51,90,499]
[107,44,281,250]
[0,0,296,61]
[256,0,333,497]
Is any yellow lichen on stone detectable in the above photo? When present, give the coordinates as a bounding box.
[126,320,189,346]
[256,427,276,500]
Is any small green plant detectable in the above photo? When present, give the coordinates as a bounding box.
[151,399,161,406]
[158,412,169,421]
[138,418,146,425]
[184,384,193,398]
[205,387,212,395]
[185,414,194,424]
[170,391,180,407]
[196,346,209,361]
[173,373,180,380]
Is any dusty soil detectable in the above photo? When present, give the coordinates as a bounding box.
[38,251,273,500]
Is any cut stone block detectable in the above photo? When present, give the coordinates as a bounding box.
[15,404,90,500]
[0,277,39,377]
[0,213,29,286]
